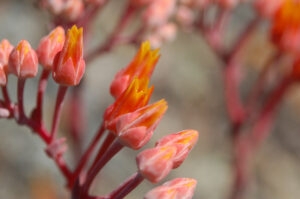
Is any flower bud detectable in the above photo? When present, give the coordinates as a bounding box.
[137,146,176,183]
[110,41,159,98]
[143,0,176,27]
[144,178,197,199]
[53,25,85,86]
[0,39,14,72]
[270,0,300,54]
[37,26,65,70]
[61,0,84,21]
[105,77,153,124]
[0,65,7,86]
[8,40,38,78]
[156,130,198,168]
[107,99,168,149]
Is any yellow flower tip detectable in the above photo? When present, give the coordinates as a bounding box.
[177,130,199,148]
[64,25,83,64]
[16,40,29,55]
[49,26,65,44]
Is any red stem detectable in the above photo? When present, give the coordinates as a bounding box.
[250,77,292,147]
[82,141,123,198]
[90,132,115,170]
[50,85,68,141]
[85,4,136,63]
[70,123,106,188]
[2,85,11,106]
[17,78,26,123]
[245,52,281,118]
[109,172,144,199]
[35,69,50,124]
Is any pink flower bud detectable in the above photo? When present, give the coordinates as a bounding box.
[61,0,84,21]
[137,146,176,183]
[144,178,197,199]
[0,39,14,72]
[155,23,177,42]
[53,25,85,86]
[143,0,176,27]
[8,40,38,78]
[156,130,198,168]
[107,99,168,149]
[42,0,65,15]
[0,65,7,86]
[37,26,65,70]
[110,41,159,98]
[176,6,195,26]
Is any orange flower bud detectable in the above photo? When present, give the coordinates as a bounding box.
[53,25,85,86]
[0,39,14,72]
[105,77,153,124]
[110,41,159,98]
[270,0,300,53]
[155,130,198,168]
[8,40,38,78]
[37,26,65,70]
[144,178,197,199]
[107,99,168,149]
[137,146,176,183]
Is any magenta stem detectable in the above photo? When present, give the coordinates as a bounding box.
[35,69,50,124]
[50,85,68,141]
[82,141,124,198]
[70,123,106,188]
[109,172,144,199]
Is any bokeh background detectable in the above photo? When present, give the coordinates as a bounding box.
[1,0,300,199]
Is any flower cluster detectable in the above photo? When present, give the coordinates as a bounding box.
[0,19,198,198]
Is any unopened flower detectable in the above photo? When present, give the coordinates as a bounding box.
[270,0,300,53]
[61,0,84,21]
[37,26,65,70]
[110,41,159,98]
[143,0,176,27]
[177,5,195,26]
[144,178,197,199]
[105,77,153,125]
[53,25,85,86]
[0,39,14,72]
[137,146,176,183]
[8,40,38,78]
[156,130,198,168]
[146,23,177,48]
[107,99,168,149]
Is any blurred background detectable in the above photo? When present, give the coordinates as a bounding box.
[1,0,300,199]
